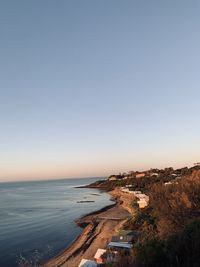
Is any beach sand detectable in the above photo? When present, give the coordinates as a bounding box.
[44,188,134,267]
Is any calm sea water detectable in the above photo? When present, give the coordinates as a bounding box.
[0,177,112,267]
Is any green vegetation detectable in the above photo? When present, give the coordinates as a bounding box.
[134,219,200,267]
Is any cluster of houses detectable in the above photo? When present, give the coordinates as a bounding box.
[164,174,183,186]
[108,166,200,182]
[121,186,149,209]
[108,172,146,181]
[78,230,140,267]
[134,191,149,209]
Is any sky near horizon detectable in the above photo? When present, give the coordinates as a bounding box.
[0,1,200,181]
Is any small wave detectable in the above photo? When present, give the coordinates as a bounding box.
[17,251,43,267]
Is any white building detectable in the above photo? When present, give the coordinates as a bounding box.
[109,176,117,181]
[137,199,149,208]
[164,181,173,186]
[150,173,159,176]
[125,185,133,188]
[134,192,149,208]
[94,249,107,265]
[121,187,134,194]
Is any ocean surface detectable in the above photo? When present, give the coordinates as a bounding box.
[0,177,112,267]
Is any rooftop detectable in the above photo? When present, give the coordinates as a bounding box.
[108,241,133,249]
[94,249,107,259]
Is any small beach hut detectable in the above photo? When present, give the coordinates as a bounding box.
[94,249,106,265]
[108,231,136,250]
[137,199,148,208]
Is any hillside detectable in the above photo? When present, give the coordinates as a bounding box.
[102,167,200,267]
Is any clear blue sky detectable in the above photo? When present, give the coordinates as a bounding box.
[0,1,200,181]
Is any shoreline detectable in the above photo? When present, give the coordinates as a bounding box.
[44,188,134,267]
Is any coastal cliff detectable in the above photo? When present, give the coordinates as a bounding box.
[45,166,200,267]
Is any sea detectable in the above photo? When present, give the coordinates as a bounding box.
[0,177,112,267]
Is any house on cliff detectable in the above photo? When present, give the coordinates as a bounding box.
[94,248,118,265]
[136,172,145,178]
[108,230,140,250]
[108,175,123,181]
[133,192,149,208]
[94,249,106,265]
[137,198,149,208]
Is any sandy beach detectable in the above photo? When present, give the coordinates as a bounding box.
[44,188,135,267]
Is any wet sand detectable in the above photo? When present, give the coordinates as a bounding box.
[44,188,135,267]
